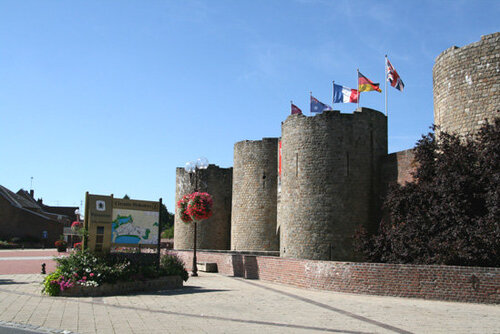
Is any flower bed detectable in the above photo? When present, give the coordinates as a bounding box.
[54,240,67,252]
[0,240,20,249]
[43,250,188,296]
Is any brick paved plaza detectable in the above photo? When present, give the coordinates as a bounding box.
[0,266,499,333]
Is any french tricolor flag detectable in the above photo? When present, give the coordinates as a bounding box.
[333,83,359,103]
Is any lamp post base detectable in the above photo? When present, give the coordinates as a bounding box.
[192,221,198,277]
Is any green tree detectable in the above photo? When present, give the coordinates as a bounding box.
[160,204,174,237]
[355,118,499,267]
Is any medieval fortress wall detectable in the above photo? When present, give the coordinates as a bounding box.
[434,32,500,135]
[231,138,279,251]
[173,165,232,250]
[174,32,499,261]
[279,109,387,260]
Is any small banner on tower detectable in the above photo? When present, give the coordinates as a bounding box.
[386,57,405,92]
[291,103,302,115]
[358,71,382,92]
[310,95,333,113]
[333,84,359,103]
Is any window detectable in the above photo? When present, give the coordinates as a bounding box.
[95,226,105,251]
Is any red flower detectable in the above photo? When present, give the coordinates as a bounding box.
[55,240,67,247]
[186,192,213,221]
[71,221,83,232]
[177,192,214,223]
[177,194,193,223]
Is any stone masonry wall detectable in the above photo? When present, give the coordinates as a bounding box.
[433,32,500,136]
[174,165,232,250]
[279,108,387,261]
[380,148,416,196]
[231,138,279,251]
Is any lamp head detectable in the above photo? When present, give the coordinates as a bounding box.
[196,157,209,170]
[184,161,196,173]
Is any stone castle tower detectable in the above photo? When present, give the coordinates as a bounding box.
[433,32,500,136]
[231,138,279,251]
[173,165,232,250]
[278,108,387,260]
[174,32,498,261]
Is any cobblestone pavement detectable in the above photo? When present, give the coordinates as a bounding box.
[0,273,499,334]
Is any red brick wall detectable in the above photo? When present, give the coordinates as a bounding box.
[0,196,63,245]
[168,250,499,304]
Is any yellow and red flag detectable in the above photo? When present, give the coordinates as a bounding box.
[358,71,382,93]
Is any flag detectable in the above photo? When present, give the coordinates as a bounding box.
[310,95,333,113]
[386,58,404,92]
[358,71,382,92]
[291,103,302,115]
[333,84,359,103]
[278,140,282,176]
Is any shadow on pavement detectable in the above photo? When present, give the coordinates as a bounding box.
[141,286,231,296]
[0,279,29,285]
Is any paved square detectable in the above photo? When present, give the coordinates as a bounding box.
[0,273,499,333]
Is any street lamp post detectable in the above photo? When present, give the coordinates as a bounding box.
[184,157,209,277]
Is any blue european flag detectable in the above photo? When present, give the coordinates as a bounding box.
[310,95,333,113]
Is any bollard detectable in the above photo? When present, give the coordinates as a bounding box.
[41,263,46,274]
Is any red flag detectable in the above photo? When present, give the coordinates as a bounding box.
[291,103,302,115]
[278,140,282,176]
[386,58,405,92]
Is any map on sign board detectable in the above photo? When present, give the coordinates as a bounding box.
[111,209,159,245]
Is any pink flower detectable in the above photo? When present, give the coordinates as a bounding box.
[89,273,94,277]
[82,276,87,280]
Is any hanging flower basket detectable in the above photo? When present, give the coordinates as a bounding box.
[177,192,213,223]
[177,194,193,223]
[71,221,83,232]
[186,192,213,221]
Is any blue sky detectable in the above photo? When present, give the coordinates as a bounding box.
[1,1,499,211]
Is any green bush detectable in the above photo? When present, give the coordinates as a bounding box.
[161,225,174,239]
[42,270,64,296]
[42,250,189,296]
[0,240,18,249]
[160,253,189,282]
[55,249,132,285]
[355,119,500,266]
[10,237,21,244]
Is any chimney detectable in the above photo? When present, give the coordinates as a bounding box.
[30,189,34,198]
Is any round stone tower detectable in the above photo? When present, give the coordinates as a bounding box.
[433,32,500,136]
[278,108,387,261]
[174,164,232,250]
[231,138,279,251]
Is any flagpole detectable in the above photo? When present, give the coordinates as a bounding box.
[309,91,312,115]
[332,81,335,108]
[357,69,360,110]
[385,55,388,117]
